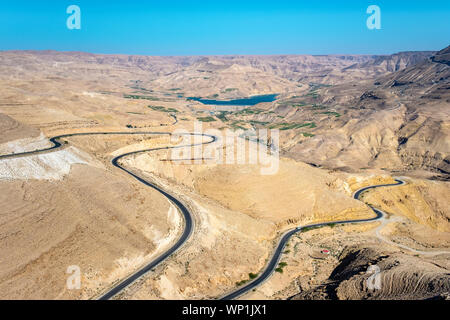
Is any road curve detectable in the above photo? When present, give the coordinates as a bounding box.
[220,179,405,300]
[0,131,216,300]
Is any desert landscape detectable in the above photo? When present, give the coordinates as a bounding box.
[0,45,449,300]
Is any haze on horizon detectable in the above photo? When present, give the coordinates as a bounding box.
[0,0,449,56]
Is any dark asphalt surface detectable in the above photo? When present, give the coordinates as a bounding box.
[0,134,405,300]
[0,131,216,300]
[220,179,405,300]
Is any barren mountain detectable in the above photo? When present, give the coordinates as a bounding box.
[270,46,449,180]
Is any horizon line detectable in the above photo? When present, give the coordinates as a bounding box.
[0,48,440,58]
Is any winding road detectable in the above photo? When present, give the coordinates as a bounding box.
[3,133,443,300]
[220,179,405,300]
[0,131,216,300]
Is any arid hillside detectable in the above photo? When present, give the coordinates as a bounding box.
[264,46,450,180]
[0,48,448,300]
[291,245,450,300]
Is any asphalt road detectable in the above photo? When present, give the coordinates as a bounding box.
[0,134,407,300]
[0,131,217,300]
[220,179,405,300]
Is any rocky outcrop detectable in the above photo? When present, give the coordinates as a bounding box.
[292,245,450,300]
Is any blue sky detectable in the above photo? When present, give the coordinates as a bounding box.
[0,0,449,55]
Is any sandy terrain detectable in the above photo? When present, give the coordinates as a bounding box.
[0,133,182,299]
[0,48,448,300]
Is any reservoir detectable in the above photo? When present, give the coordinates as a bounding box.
[187,94,278,106]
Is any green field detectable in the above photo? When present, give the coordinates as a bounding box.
[124,94,160,101]
[269,122,316,130]
[321,111,341,117]
[148,105,179,113]
[302,132,315,137]
[235,108,265,115]
[197,116,217,122]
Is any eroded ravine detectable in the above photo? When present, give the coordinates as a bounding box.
[220,179,406,300]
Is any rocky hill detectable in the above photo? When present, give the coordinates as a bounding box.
[292,245,450,300]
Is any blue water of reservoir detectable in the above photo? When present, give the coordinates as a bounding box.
[187,94,278,106]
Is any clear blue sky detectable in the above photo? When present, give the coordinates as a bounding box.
[0,0,449,55]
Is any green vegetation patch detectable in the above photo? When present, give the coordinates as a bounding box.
[197,116,216,122]
[216,111,232,122]
[327,223,337,228]
[148,105,179,113]
[302,132,315,137]
[130,86,153,92]
[148,105,165,111]
[235,108,265,116]
[302,225,323,233]
[223,88,238,92]
[236,279,248,286]
[275,262,288,273]
[249,120,270,126]
[269,122,316,130]
[321,111,341,117]
[249,273,258,280]
[304,91,319,99]
[236,272,259,286]
[229,121,247,131]
[124,94,161,101]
